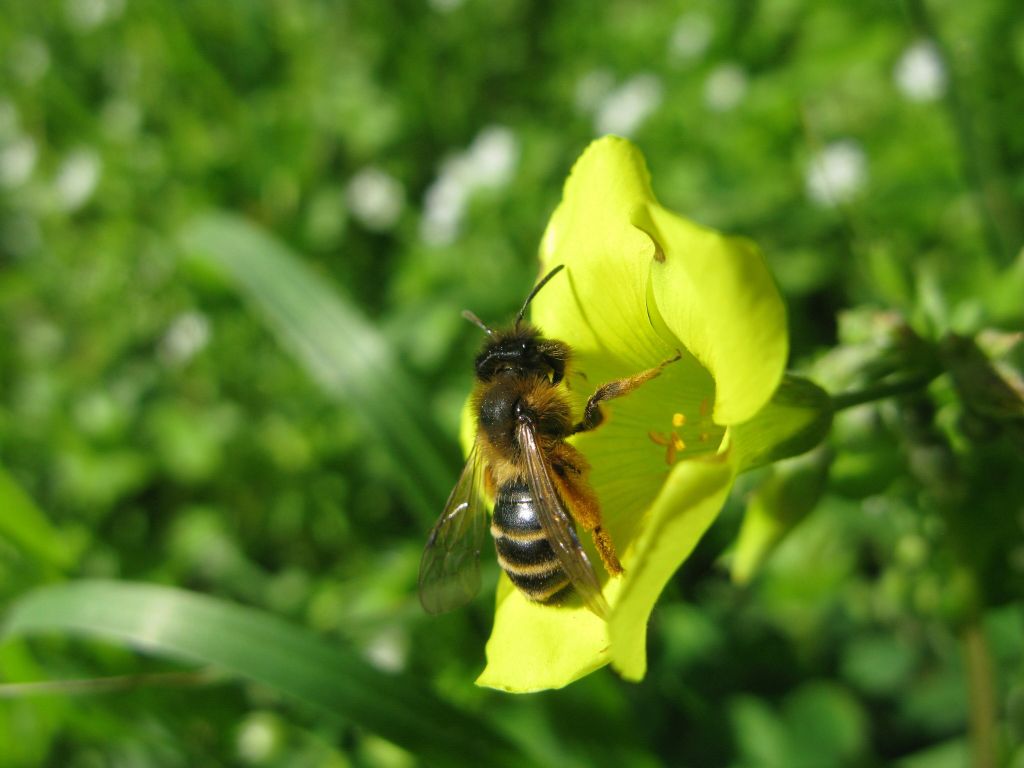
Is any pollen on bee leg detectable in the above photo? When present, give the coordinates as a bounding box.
[592,526,624,575]
[672,412,686,427]
[672,433,686,452]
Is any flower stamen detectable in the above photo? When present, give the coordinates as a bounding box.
[648,424,688,466]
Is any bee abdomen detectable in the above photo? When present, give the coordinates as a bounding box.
[492,480,571,603]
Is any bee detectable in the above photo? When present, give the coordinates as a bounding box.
[418,265,675,619]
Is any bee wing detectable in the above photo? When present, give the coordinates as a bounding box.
[418,445,488,614]
[516,420,610,620]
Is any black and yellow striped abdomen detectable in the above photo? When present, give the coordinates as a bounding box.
[491,479,572,603]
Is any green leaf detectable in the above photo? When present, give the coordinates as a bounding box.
[730,374,834,473]
[0,466,84,573]
[729,695,791,768]
[894,739,970,768]
[0,580,530,768]
[607,453,734,680]
[782,682,867,766]
[731,449,831,585]
[178,213,456,521]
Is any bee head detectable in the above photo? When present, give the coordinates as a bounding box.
[462,265,569,383]
[473,326,567,383]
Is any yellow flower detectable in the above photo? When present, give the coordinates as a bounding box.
[475,137,823,692]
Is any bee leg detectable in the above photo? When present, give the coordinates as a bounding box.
[551,444,624,576]
[572,352,681,434]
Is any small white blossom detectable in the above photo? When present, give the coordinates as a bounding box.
[806,140,868,208]
[345,167,405,232]
[469,125,518,188]
[54,148,102,210]
[704,63,748,112]
[65,0,113,30]
[159,311,211,366]
[420,125,520,246]
[235,712,281,764]
[895,40,947,103]
[668,12,714,64]
[0,135,38,188]
[364,626,408,672]
[594,74,663,138]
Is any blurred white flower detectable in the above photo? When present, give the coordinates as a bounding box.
[668,12,714,65]
[345,167,406,232]
[0,135,38,189]
[65,0,112,30]
[594,73,663,137]
[54,148,102,211]
[420,125,520,246]
[704,63,748,112]
[895,40,947,102]
[469,125,518,188]
[364,626,409,673]
[159,311,211,367]
[421,172,466,246]
[235,712,282,764]
[805,140,868,208]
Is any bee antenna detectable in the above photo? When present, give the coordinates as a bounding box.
[461,310,495,337]
[514,264,564,328]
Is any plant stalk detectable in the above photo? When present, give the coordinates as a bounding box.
[830,372,939,412]
[962,619,997,768]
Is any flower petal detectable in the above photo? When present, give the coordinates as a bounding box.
[475,576,623,693]
[731,449,830,585]
[729,374,833,472]
[608,452,734,680]
[533,137,670,376]
[637,204,788,425]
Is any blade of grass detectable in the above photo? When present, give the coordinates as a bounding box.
[178,213,456,522]
[0,466,82,573]
[0,580,530,768]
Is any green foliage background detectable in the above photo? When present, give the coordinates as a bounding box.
[1,1,1023,765]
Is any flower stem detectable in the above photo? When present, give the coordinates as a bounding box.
[962,619,997,768]
[830,372,938,412]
